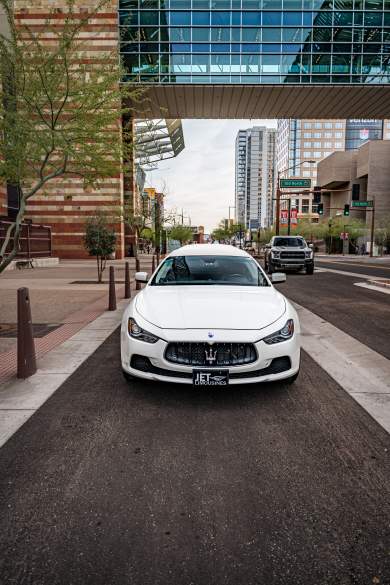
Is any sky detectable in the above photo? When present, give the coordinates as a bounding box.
[145,119,277,233]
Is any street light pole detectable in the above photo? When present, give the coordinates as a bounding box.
[369,196,375,258]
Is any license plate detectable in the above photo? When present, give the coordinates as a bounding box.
[193,369,229,386]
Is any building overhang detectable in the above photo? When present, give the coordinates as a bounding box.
[130,84,390,119]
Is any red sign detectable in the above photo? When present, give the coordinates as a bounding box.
[340,232,349,240]
[280,209,288,224]
[290,208,298,225]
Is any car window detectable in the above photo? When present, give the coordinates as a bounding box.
[151,255,269,287]
[273,237,305,248]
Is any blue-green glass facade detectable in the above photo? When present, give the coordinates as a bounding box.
[119,0,390,84]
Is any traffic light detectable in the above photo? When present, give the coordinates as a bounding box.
[317,202,324,215]
[344,204,350,216]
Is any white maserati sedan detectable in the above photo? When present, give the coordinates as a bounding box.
[121,244,300,387]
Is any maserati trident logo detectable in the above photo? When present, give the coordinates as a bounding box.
[205,347,217,364]
[208,332,214,338]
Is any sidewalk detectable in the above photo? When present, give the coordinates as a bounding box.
[0,255,154,384]
[316,254,390,263]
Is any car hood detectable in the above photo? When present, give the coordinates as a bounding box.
[135,286,286,330]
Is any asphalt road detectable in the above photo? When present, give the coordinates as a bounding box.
[276,270,390,360]
[1,329,390,585]
[316,259,390,279]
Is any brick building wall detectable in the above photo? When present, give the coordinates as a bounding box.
[12,0,125,259]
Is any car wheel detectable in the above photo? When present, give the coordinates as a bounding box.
[284,370,299,385]
[122,369,134,383]
[306,266,314,275]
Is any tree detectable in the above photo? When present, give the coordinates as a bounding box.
[168,225,193,246]
[84,213,116,283]
[0,0,143,273]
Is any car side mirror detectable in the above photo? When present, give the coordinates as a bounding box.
[271,272,287,283]
[135,271,149,283]
[265,243,271,249]
[309,243,314,249]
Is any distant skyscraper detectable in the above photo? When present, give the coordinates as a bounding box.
[235,127,276,230]
[345,120,383,150]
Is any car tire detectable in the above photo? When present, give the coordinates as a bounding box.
[306,266,314,275]
[284,370,300,385]
[122,369,134,383]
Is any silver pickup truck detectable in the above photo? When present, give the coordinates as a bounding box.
[264,236,314,275]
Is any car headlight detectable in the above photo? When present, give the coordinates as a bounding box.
[305,250,313,258]
[262,319,294,344]
[271,250,280,258]
[128,318,159,343]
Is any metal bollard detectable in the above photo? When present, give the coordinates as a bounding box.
[124,261,131,299]
[108,266,117,311]
[152,255,156,273]
[135,257,141,290]
[17,287,37,379]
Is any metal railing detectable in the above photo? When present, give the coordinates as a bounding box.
[0,218,52,259]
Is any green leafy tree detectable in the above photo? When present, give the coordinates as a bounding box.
[84,213,116,283]
[0,0,144,273]
[168,225,193,246]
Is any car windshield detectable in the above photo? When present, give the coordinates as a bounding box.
[273,237,305,248]
[151,255,269,287]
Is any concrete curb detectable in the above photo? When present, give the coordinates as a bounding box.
[0,299,128,449]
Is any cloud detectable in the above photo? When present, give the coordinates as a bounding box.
[145,119,276,232]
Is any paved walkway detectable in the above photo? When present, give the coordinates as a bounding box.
[0,256,154,384]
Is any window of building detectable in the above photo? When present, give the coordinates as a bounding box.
[325,132,332,138]
[324,142,332,148]
[302,199,310,213]
[335,132,343,138]
[334,142,343,148]
[303,170,311,177]
[335,122,343,129]
[303,142,311,147]
[313,132,321,138]
[314,141,321,148]
[324,122,332,129]
[352,183,360,201]
[303,132,311,138]
[313,151,321,158]
[304,123,312,129]
[315,122,322,129]
[303,151,311,157]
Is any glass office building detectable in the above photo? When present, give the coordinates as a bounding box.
[119,0,390,85]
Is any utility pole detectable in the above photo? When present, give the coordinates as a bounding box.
[287,199,292,236]
[275,170,281,235]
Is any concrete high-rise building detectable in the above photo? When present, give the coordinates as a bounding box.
[276,119,347,221]
[235,127,276,230]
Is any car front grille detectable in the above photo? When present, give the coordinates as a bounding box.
[165,342,257,367]
[280,251,305,260]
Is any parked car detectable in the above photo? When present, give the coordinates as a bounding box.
[121,244,300,387]
[264,236,314,275]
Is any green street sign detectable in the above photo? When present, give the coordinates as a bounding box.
[279,178,311,188]
[351,200,374,208]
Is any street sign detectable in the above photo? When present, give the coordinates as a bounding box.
[351,200,374,208]
[280,209,288,224]
[290,208,298,225]
[280,178,311,188]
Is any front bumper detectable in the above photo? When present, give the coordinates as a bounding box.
[271,258,314,270]
[121,333,300,385]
